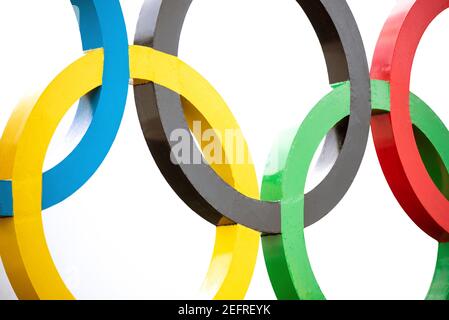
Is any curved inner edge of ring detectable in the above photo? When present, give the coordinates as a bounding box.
[307,119,347,193]
[46,1,103,175]
[414,125,449,200]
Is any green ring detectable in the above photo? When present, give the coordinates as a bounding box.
[261,80,449,300]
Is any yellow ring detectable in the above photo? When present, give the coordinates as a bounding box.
[0,45,260,300]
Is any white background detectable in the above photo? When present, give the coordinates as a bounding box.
[0,0,448,300]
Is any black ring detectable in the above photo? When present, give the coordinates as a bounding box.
[133,0,371,234]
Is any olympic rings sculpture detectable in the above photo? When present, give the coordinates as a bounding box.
[0,0,448,300]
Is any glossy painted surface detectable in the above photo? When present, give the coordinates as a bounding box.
[1,0,447,301]
[0,46,259,300]
[371,0,449,241]
[261,80,449,299]
[133,0,371,233]
[0,0,129,217]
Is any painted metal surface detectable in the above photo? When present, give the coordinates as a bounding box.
[261,80,449,299]
[0,0,448,301]
[0,46,260,300]
[0,0,129,217]
[371,0,449,242]
[133,0,371,233]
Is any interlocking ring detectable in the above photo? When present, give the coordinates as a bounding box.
[371,0,449,242]
[134,0,371,233]
[0,0,129,299]
[261,80,449,299]
[0,0,129,217]
[0,0,448,301]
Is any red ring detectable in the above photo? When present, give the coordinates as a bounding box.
[371,0,449,242]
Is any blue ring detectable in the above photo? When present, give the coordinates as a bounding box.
[0,0,129,216]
